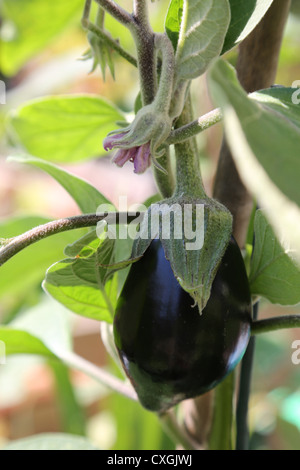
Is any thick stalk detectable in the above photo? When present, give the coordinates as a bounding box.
[213,0,291,248]
[0,212,141,266]
[130,1,156,105]
[173,95,206,199]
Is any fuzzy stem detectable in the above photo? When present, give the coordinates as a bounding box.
[153,33,175,113]
[0,212,142,267]
[153,148,175,198]
[167,108,222,145]
[130,1,156,105]
[93,0,133,26]
[173,95,206,199]
[82,19,137,67]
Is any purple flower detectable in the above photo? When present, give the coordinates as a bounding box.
[112,143,151,174]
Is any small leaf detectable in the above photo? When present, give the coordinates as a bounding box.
[8,155,112,214]
[175,0,231,81]
[43,237,119,322]
[249,210,300,305]
[222,0,274,54]
[7,95,124,162]
[165,0,184,51]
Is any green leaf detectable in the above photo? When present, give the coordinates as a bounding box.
[0,327,55,358]
[221,0,274,54]
[3,433,99,450]
[7,95,124,163]
[175,0,231,81]
[249,210,300,305]
[43,237,119,322]
[8,155,113,214]
[250,87,300,130]
[0,216,86,309]
[165,0,183,51]
[208,59,300,265]
[1,0,83,76]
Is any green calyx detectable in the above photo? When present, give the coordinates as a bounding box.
[131,193,232,312]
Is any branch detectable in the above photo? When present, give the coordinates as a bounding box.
[93,0,134,27]
[0,212,142,267]
[58,350,137,402]
[82,19,137,67]
[251,315,300,335]
[167,108,222,145]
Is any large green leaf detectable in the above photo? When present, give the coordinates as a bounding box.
[249,211,300,305]
[43,237,119,323]
[175,0,231,81]
[8,95,124,162]
[208,59,300,265]
[8,155,112,213]
[1,0,83,76]
[221,0,274,54]
[3,433,99,450]
[250,87,300,129]
[0,216,86,308]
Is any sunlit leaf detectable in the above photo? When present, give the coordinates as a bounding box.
[175,0,231,80]
[8,95,124,162]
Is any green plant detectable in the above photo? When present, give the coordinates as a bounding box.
[0,0,300,451]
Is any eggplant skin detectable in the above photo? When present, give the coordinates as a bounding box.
[113,238,252,413]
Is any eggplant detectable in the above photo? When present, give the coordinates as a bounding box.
[113,238,252,413]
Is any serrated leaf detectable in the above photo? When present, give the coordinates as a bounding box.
[208,59,300,264]
[249,210,300,305]
[175,0,231,81]
[222,0,274,54]
[43,237,118,322]
[8,155,113,214]
[7,95,124,162]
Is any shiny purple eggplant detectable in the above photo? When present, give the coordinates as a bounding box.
[113,238,252,413]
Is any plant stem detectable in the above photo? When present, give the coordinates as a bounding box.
[235,301,259,450]
[173,94,206,199]
[153,147,175,198]
[0,212,142,267]
[167,108,222,145]
[159,411,200,451]
[58,350,137,402]
[130,2,156,105]
[251,314,300,335]
[93,0,133,26]
[82,19,137,67]
[153,33,175,113]
[208,372,235,450]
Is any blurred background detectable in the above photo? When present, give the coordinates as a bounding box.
[0,0,299,450]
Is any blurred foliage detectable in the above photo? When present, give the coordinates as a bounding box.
[0,0,299,451]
